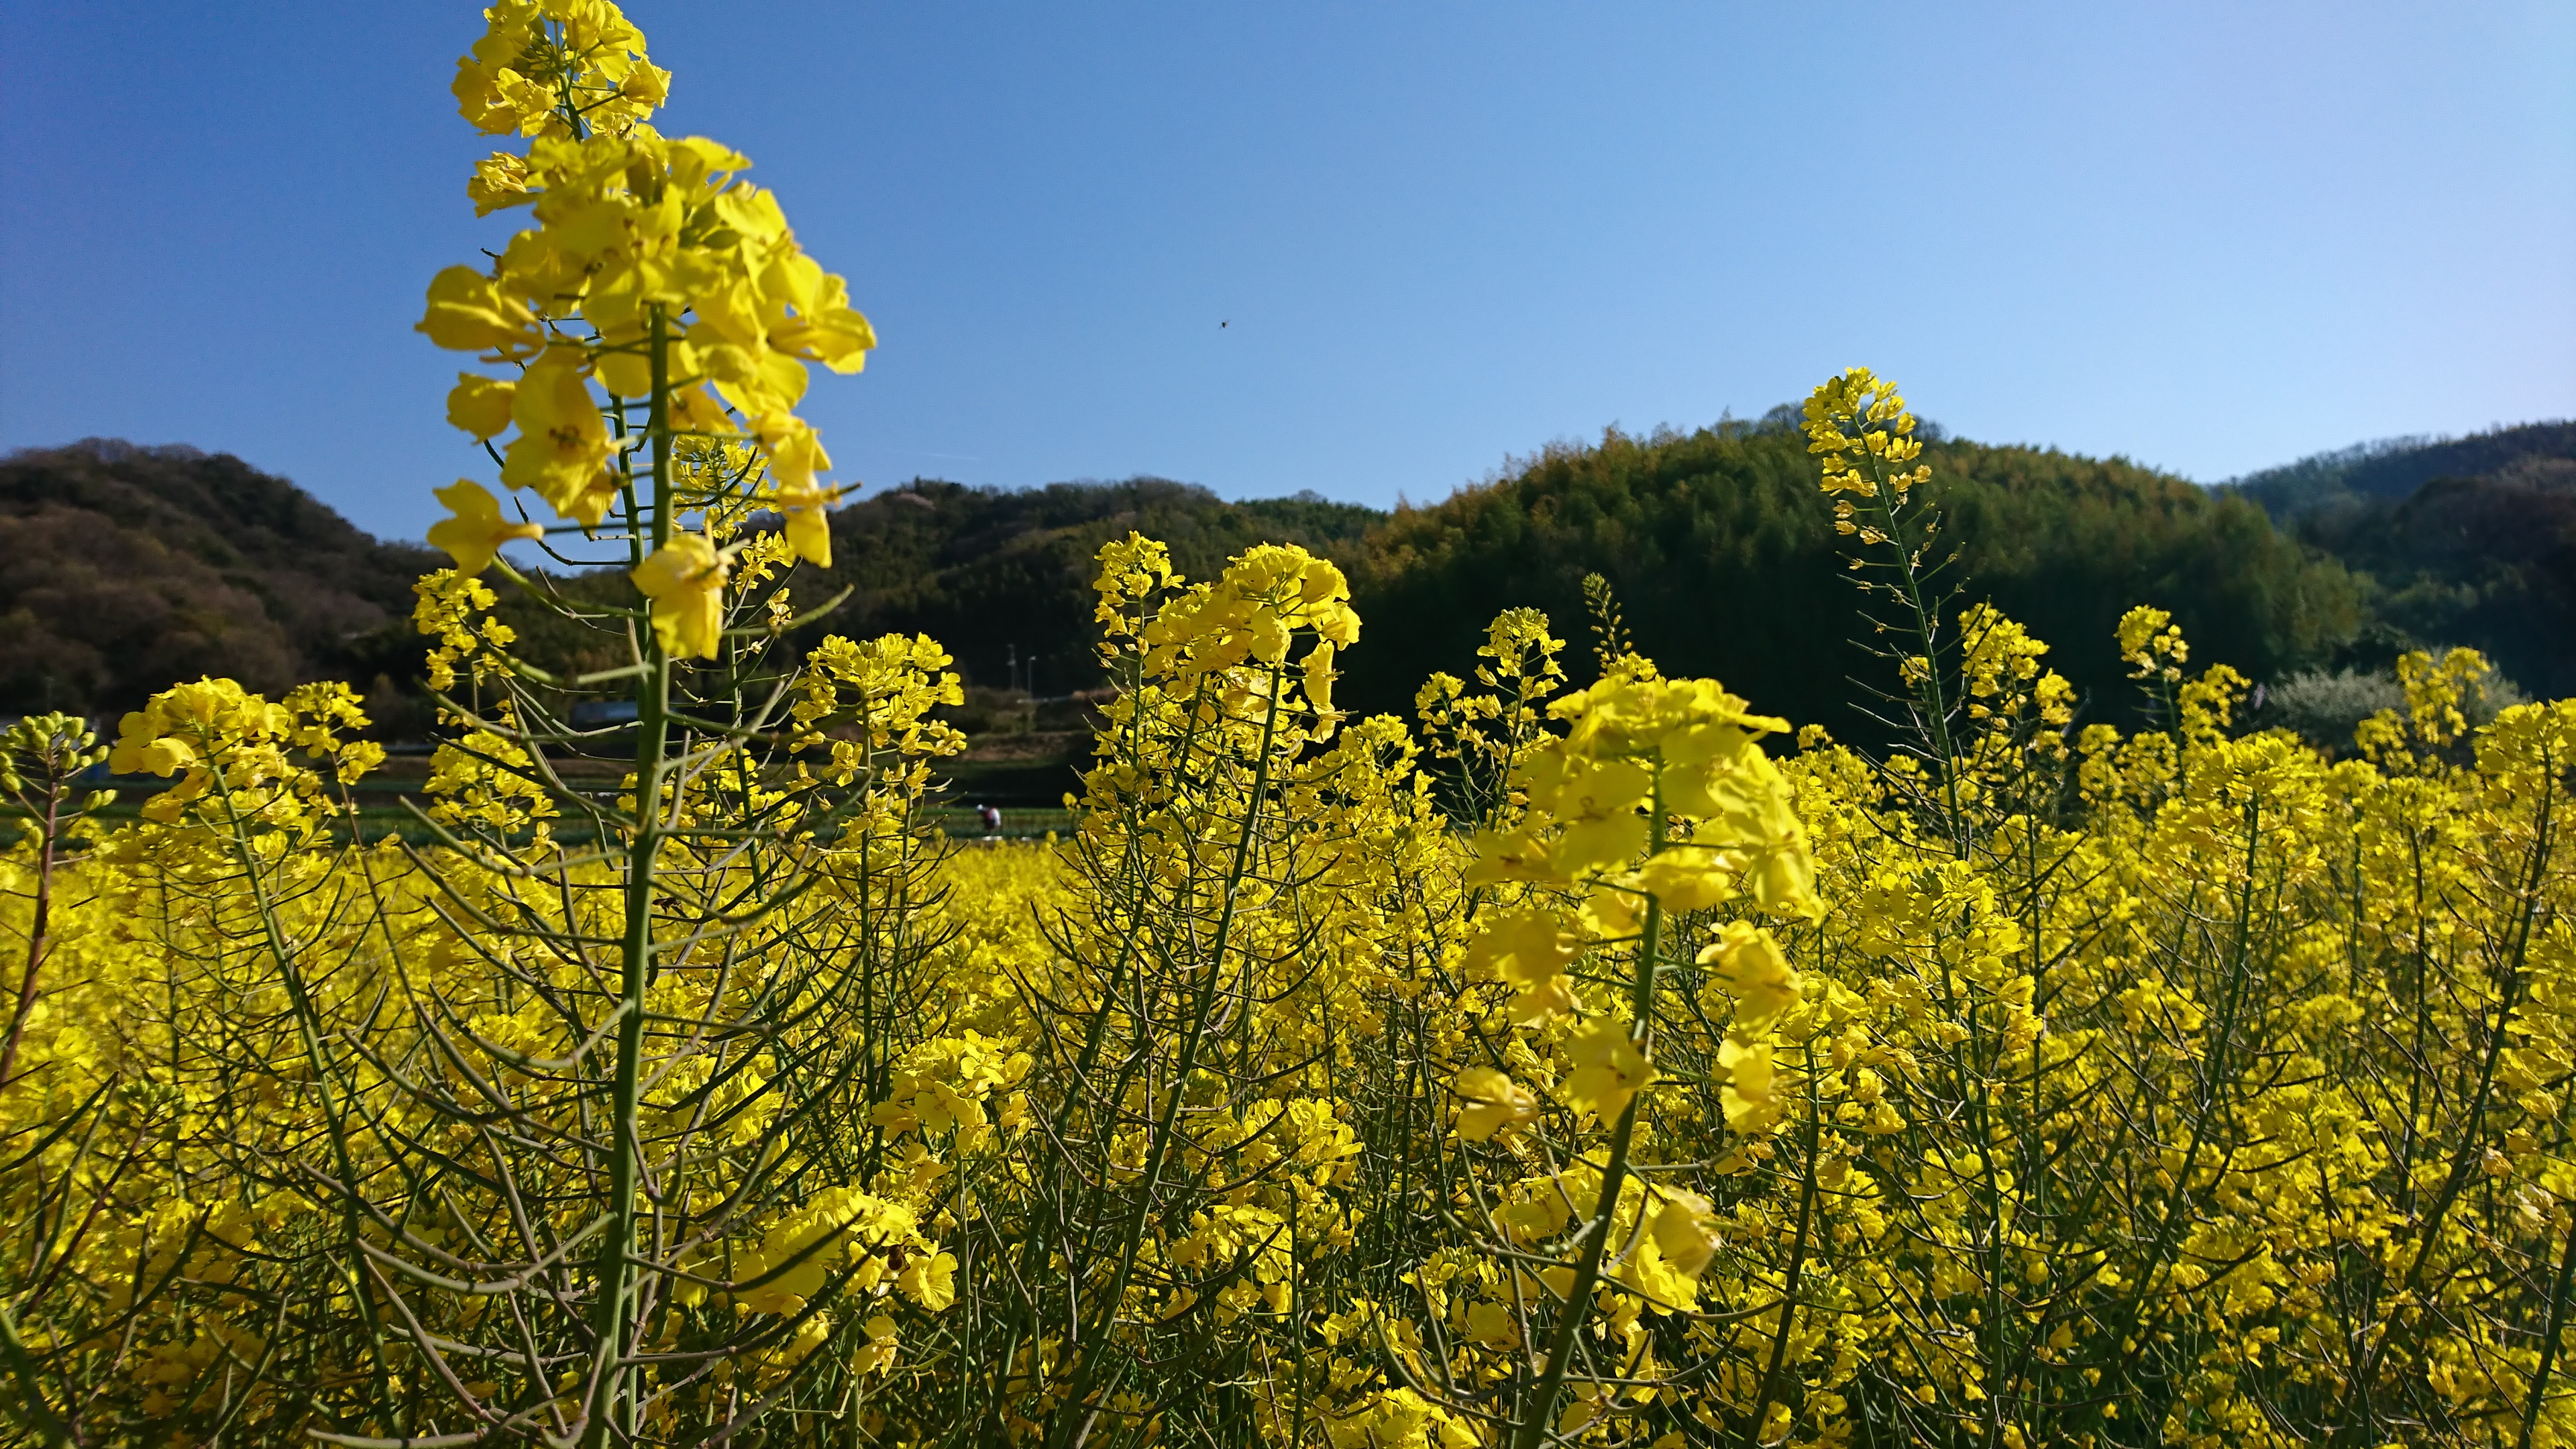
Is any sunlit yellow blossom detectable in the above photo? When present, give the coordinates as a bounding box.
[445,372,517,439]
[499,346,621,524]
[1716,1038,1781,1132]
[1301,639,1339,733]
[898,1251,958,1311]
[415,265,541,356]
[1650,1192,1719,1278]
[750,412,830,490]
[1453,1067,1540,1141]
[631,532,729,658]
[466,150,529,214]
[1465,908,1581,991]
[426,479,544,576]
[1563,1022,1652,1120]
[106,716,196,778]
[1699,921,1799,1029]
[667,383,735,438]
[1622,851,1737,912]
[850,1315,900,1377]
[772,478,835,569]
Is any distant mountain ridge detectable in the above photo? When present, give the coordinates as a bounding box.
[3,415,2567,725]
[2221,419,2576,521]
[2214,419,2576,697]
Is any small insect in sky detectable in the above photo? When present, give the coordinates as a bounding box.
[1220,320,1228,328]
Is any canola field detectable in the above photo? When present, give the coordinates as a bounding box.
[7,523,2574,1448]
[1,4,2571,1447]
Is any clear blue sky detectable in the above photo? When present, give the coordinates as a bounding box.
[4,2,2571,543]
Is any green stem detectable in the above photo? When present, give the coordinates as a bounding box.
[2521,1214,2576,1449]
[1861,459,1965,856]
[1743,1032,1824,1446]
[0,777,61,1088]
[0,1304,72,1448]
[585,306,673,1448]
[1051,655,1287,1448]
[1511,798,1666,1449]
[209,759,396,1434]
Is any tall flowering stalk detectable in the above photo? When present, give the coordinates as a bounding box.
[384,4,973,1442]
[1804,370,1972,851]
[0,715,117,1448]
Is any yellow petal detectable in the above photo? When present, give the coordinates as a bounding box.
[427,480,542,575]
[416,265,539,354]
[445,374,517,439]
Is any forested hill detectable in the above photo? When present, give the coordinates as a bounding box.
[2216,420,2576,698]
[3,417,2562,732]
[780,425,2370,737]
[2222,419,2576,519]
[1337,419,2359,733]
[0,441,439,716]
[782,478,1383,702]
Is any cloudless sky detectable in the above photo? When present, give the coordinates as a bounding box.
[3,1,2571,543]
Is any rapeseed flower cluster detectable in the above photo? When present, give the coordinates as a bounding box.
[419,0,870,657]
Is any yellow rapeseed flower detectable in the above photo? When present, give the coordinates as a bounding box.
[1562,1022,1652,1121]
[445,372,517,439]
[631,532,729,659]
[1452,1067,1540,1142]
[1698,921,1799,1030]
[415,265,542,356]
[426,479,544,576]
[499,346,621,525]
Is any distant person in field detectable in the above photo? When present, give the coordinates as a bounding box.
[978,804,1002,837]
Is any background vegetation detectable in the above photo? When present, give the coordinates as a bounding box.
[0,442,436,718]
[2,412,2567,775]
[2220,420,2576,700]
[1338,413,2361,739]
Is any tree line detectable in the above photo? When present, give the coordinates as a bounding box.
[0,413,2563,737]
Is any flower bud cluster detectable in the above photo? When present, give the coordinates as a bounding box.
[1805,366,1933,541]
[2116,604,2190,684]
[451,0,667,142]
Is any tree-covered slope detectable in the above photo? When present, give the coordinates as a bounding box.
[2220,421,2576,698]
[21,416,2557,737]
[0,441,439,714]
[2224,420,2576,520]
[789,477,1383,695]
[1340,419,2359,734]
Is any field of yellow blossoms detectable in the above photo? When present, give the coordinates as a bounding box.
[1,5,2571,1447]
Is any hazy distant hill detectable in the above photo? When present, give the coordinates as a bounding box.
[2218,421,2576,696]
[0,441,437,717]
[2222,420,2576,520]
